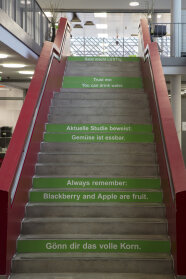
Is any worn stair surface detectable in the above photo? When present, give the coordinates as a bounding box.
[10,57,174,279]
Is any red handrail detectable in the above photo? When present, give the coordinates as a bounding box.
[140,18,186,275]
[0,17,70,276]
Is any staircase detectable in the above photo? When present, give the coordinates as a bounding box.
[10,57,174,279]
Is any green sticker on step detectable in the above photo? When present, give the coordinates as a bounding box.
[62,76,143,89]
[17,239,170,253]
[68,56,140,62]
[44,133,154,143]
[46,124,153,133]
[33,177,161,189]
[30,191,162,203]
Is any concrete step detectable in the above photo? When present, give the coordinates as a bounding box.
[21,217,167,235]
[49,106,150,116]
[44,132,154,144]
[26,203,165,218]
[40,142,156,154]
[29,188,162,203]
[60,88,145,93]
[51,99,148,108]
[53,92,147,100]
[45,123,153,135]
[65,61,142,77]
[32,176,161,190]
[18,234,170,240]
[38,153,157,165]
[47,114,151,124]
[12,252,172,274]
[35,164,159,177]
[9,272,175,279]
[62,76,143,90]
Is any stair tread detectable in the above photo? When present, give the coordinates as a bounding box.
[36,163,158,166]
[22,217,167,223]
[60,88,145,93]
[30,188,162,192]
[13,253,172,260]
[19,234,169,240]
[27,202,165,207]
[9,272,175,279]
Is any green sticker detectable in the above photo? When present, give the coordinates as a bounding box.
[44,132,154,143]
[17,239,170,253]
[68,56,140,62]
[62,76,143,89]
[30,191,162,203]
[33,177,161,189]
[46,124,153,133]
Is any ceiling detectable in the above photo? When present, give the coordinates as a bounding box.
[0,42,35,90]
[37,0,186,12]
[62,12,171,38]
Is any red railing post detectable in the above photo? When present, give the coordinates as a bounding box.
[0,191,8,275]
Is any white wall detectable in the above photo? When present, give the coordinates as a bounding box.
[0,87,24,131]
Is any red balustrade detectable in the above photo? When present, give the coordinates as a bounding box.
[140,18,186,275]
[0,17,70,277]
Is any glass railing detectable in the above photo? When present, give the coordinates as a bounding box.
[0,0,50,46]
[71,36,139,57]
[150,23,186,57]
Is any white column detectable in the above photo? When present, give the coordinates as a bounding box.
[152,13,158,43]
[171,75,182,146]
[171,0,182,57]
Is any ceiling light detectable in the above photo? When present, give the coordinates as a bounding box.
[71,13,81,22]
[129,2,139,6]
[96,24,108,29]
[44,12,53,17]
[0,54,8,59]
[94,13,107,18]
[73,24,83,28]
[98,33,108,38]
[2,63,26,68]
[157,14,162,19]
[0,71,2,74]
[84,21,95,26]
[21,0,31,4]
[19,71,34,75]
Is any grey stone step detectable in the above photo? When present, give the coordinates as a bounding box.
[60,88,145,93]
[40,142,156,154]
[35,164,159,177]
[12,253,172,274]
[19,234,169,240]
[38,153,156,165]
[49,106,150,116]
[21,217,167,235]
[9,272,175,279]
[53,92,147,100]
[65,61,142,77]
[47,114,151,124]
[51,99,148,108]
[26,203,165,218]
